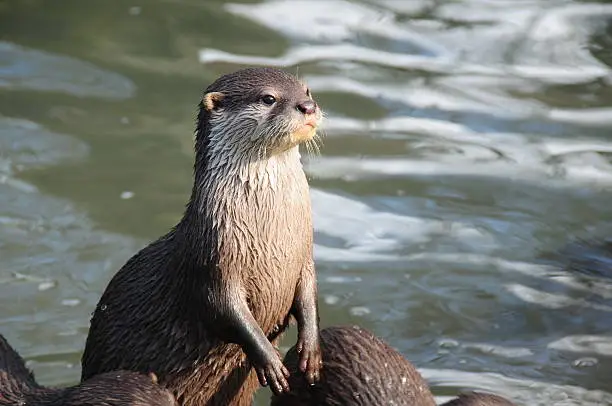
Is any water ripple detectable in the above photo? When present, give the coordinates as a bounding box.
[0,116,141,386]
[311,188,496,263]
[0,116,90,175]
[305,116,612,187]
[549,335,612,357]
[201,0,612,86]
[0,41,136,99]
[423,367,612,406]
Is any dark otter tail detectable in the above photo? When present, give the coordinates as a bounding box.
[0,333,40,402]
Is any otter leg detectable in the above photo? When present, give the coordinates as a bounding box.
[214,286,290,396]
[290,259,322,385]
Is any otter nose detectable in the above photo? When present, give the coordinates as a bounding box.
[297,100,317,115]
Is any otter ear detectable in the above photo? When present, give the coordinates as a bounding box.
[203,92,225,112]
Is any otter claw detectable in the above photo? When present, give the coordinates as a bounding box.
[297,336,322,385]
[256,360,290,395]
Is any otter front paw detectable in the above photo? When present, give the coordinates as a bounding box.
[296,333,322,385]
[255,356,290,395]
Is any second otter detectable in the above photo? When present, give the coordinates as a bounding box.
[0,333,176,406]
[272,326,517,406]
[81,68,323,406]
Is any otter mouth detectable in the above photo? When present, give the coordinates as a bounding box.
[290,120,318,146]
[304,118,318,129]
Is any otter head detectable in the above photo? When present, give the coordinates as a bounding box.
[198,67,322,161]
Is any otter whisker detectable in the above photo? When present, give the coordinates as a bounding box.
[311,141,319,158]
[305,139,320,159]
[312,132,324,155]
[304,139,314,158]
[314,138,322,156]
[314,130,324,145]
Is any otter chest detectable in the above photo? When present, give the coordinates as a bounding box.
[234,186,311,274]
[222,177,311,324]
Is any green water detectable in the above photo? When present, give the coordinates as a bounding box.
[1,1,612,405]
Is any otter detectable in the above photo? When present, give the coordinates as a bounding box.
[271,325,517,406]
[81,67,323,406]
[271,325,436,406]
[0,333,177,406]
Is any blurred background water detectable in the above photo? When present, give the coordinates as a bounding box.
[1,0,612,404]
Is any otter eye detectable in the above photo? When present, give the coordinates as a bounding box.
[261,95,276,105]
[306,88,311,97]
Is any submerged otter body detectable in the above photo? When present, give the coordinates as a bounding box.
[81,67,323,406]
[272,326,516,406]
[0,333,176,406]
[272,325,435,406]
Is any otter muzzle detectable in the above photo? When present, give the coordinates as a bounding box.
[291,121,318,145]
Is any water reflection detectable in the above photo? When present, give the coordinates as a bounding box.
[0,0,611,405]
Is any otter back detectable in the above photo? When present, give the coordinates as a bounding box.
[272,325,437,406]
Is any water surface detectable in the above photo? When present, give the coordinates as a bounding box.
[1,1,612,404]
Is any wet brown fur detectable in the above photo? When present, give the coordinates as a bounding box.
[272,325,436,406]
[0,333,176,406]
[81,67,323,406]
[272,326,517,406]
